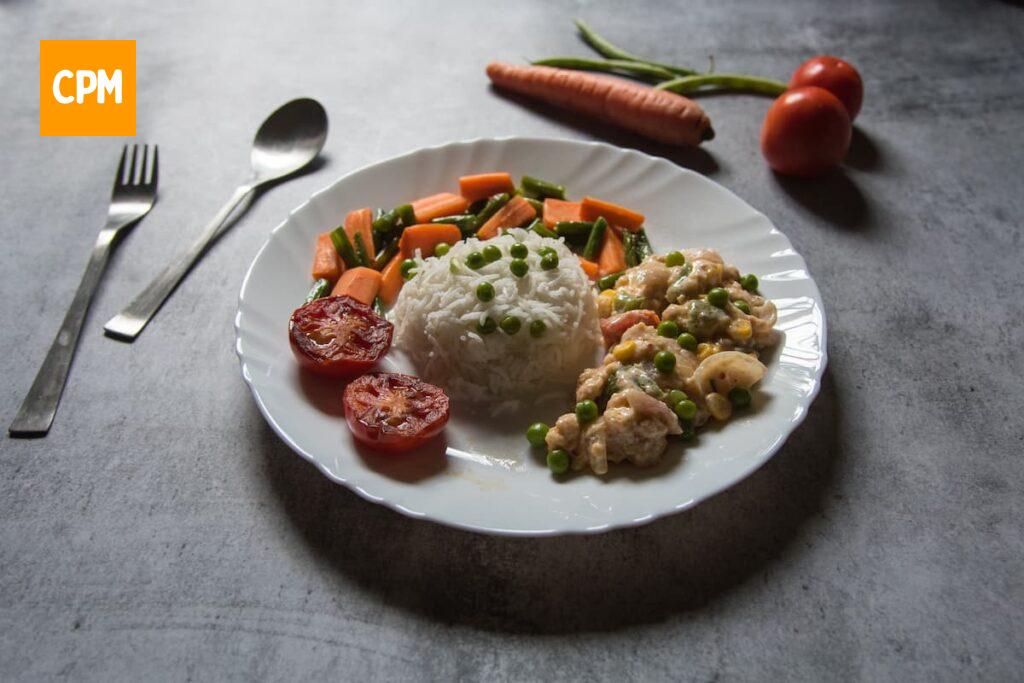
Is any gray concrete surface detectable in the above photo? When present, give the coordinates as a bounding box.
[2,0,1022,680]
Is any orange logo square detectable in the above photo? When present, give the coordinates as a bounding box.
[39,40,136,136]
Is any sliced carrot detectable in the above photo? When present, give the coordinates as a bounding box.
[399,223,462,259]
[580,196,646,232]
[379,253,404,307]
[542,199,582,228]
[578,256,600,280]
[330,266,381,306]
[485,62,713,147]
[311,232,343,282]
[476,195,537,240]
[459,172,515,202]
[411,193,470,223]
[344,207,375,261]
[597,226,627,276]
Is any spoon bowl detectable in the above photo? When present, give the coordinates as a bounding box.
[250,98,329,183]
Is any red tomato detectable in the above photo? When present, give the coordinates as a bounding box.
[760,86,852,177]
[343,373,450,453]
[600,309,661,346]
[789,55,863,120]
[289,295,393,378]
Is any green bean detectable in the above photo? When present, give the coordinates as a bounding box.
[474,193,510,228]
[656,74,787,97]
[622,230,638,267]
[353,232,372,267]
[372,240,399,271]
[304,278,331,304]
[433,214,477,235]
[555,220,594,237]
[597,271,624,291]
[396,203,416,228]
[524,197,545,216]
[532,57,675,83]
[521,175,566,200]
[573,19,696,76]
[582,217,607,260]
[329,227,360,269]
[530,220,558,239]
[372,208,399,237]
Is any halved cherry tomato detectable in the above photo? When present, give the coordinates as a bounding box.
[600,310,661,346]
[789,55,863,121]
[343,373,450,453]
[761,86,852,177]
[289,295,393,378]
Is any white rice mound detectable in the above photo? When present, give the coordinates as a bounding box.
[392,228,602,407]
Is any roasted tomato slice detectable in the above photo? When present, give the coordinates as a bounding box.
[343,373,450,453]
[600,309,661,346]
[289,295,393,378]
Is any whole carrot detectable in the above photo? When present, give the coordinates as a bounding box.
[486,61,713,146]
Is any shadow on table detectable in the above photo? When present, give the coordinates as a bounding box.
[257,369,841,634]
[489,87,721,177]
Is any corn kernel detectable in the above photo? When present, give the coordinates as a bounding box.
[613,340,637,362]
[600,289,616,299]
[697,342,720,361]
[729,319,753,342]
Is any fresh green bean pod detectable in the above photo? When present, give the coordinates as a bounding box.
[530,219,558,239]
[556,220,594,237]
[582,217,607,260]
[353,232,372,267]
[532,56,675,82]
[633,228,653,262]
[372,240,399,270]
[473,193,511,228]
[656,73,787,96]
[432,214,478,235]
[521,175,566,200]
[304,278,332,304]
[396,203,416,228]
[597,270,625,291]
[329,227,360,269]
[622,230,638,267]
[573,19,696,76]
[372,208,399,237]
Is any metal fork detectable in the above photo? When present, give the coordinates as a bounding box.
[9,144,158,437]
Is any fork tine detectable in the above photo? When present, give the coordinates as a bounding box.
[148,145,159,188]
[137,145,148,185]
[129,144,140,186]
[115,145,128,187]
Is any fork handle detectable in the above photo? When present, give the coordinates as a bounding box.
[9,231,116,437]
[104,184,254,342]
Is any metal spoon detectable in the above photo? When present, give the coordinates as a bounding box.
[104,98,328,341]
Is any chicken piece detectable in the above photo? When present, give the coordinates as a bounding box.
[600,310,660,346]
[576,362,620,402]
[578,419,609,474]
[725,281,779,348]
[615,258,680,313]
[602,389,682,468]
[618,324,699,384]
[545,413,580,454]
[665,249,740,303]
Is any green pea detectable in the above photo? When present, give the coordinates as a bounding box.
[575,399,598,422]
[529,320,547,338]
[674,399,697,421]
[540,253,559,270]
[509,243,528,259]
[666,389,687,406]
[729,387,752,408]
[657,320,680,338]
[680,423,696,441]
[476,282,495,302]
[733,299,751,314]
[538,246,557,258]
[482,245,502,263]
[654,350,676,374]
[707,287,728,308]
[434,242,451,257]
[400,258,416,276]
[510,258,528,277]
[665,251,686,267]
[741,274,759,292]
[526,422,549,447]
[677,332,698,352]
[476,316,496,335]
[547,449,570,474]
[500,315,521,335]
[466,251,485,270]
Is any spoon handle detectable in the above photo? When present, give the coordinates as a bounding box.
[104,184,253,342]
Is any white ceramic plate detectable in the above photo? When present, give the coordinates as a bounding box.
[235,137,827,536]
